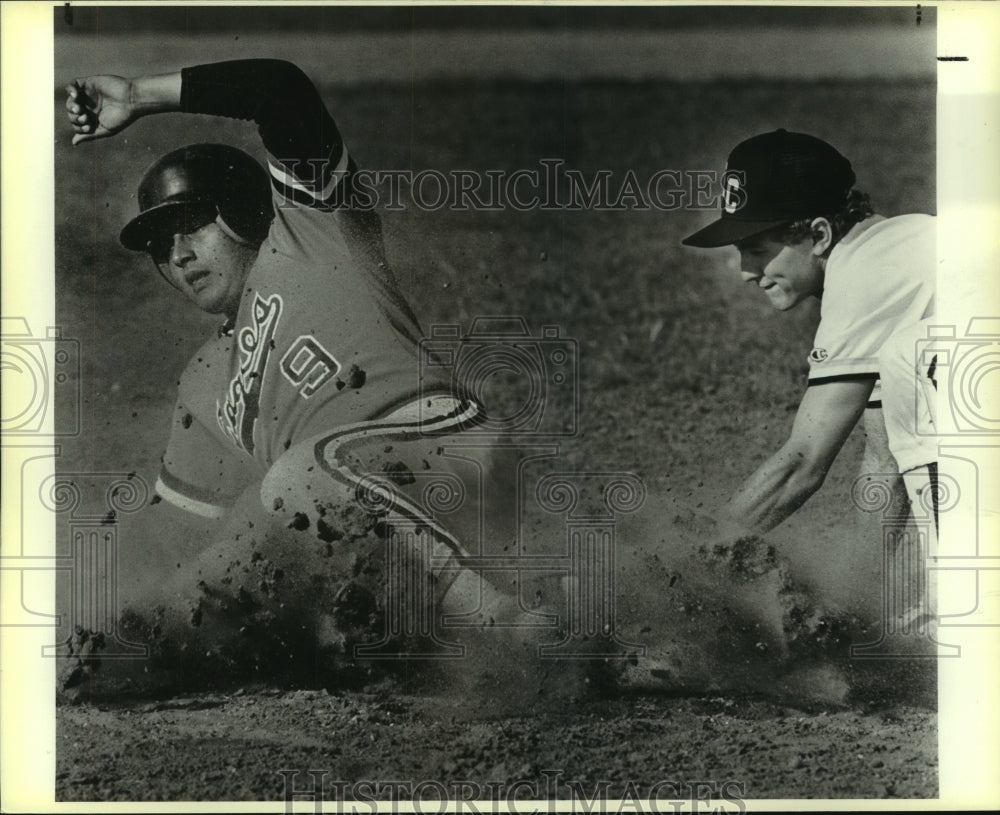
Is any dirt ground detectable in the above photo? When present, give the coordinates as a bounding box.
[58,688,936,802]
[50,21,942,804]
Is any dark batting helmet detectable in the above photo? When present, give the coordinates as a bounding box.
[119,143,273,254]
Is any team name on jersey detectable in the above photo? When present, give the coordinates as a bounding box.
[218,292,284,455]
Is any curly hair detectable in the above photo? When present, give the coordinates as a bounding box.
[777,189,875,246]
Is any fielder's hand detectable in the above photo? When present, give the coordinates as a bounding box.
[65,76,137,145]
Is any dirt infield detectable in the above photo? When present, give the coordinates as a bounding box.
[58,690,936,802]
[51,55,940,804]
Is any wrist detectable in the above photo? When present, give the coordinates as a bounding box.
[716,505,756,540]
[129,72,182,115]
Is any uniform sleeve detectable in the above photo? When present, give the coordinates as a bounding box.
[180,59,358,211]
[807,218,935,386]
[807,307,886,383]
[156,400,255,519]
[181,59,384,270]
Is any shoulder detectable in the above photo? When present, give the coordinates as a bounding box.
[824,214,935,293]
[815,214,935,337]
[263,198,356,266]
[177,330,233,391]
[831,214,935,266]
[857,213,934,243]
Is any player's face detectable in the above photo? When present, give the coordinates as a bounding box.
[152,217,257,318]
[734,232,823,311]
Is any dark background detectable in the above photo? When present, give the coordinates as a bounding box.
[58,4,929,33]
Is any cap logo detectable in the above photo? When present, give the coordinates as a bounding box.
[809,348,829,363]
[722,171,746,214]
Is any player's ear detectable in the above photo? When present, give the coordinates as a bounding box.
[809,217,834,257]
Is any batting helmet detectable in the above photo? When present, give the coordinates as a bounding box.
[120,143,273,253]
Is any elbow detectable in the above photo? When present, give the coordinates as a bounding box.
[255,59,315,97]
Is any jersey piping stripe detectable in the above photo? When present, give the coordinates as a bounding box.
[267,148,350,202]
[271,183,328,211]
[306,396,483,603]
[267,153,346,200]
[155,473,229,519]
[318,395,483,442]
[370,387,464,422]
[311,396,482,566]
[807,373,879,386]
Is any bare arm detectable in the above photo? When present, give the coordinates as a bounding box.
[65,72,181,144]
[723,376,876,533]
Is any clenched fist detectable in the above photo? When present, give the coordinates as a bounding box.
[65,76,137,145]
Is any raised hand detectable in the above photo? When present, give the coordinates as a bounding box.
[65,76,137,145]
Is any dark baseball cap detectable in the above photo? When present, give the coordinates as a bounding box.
[681,129,855,248]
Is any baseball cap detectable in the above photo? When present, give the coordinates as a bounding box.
[681,129,855,248]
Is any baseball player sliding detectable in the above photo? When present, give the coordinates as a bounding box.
[63,60,530,693]
[683,129,938,629]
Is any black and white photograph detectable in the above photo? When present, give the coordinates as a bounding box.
[1,1,999,810]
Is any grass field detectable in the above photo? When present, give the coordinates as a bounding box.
[54,73,938,801]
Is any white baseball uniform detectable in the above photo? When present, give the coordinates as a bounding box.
[807,214,936,473]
